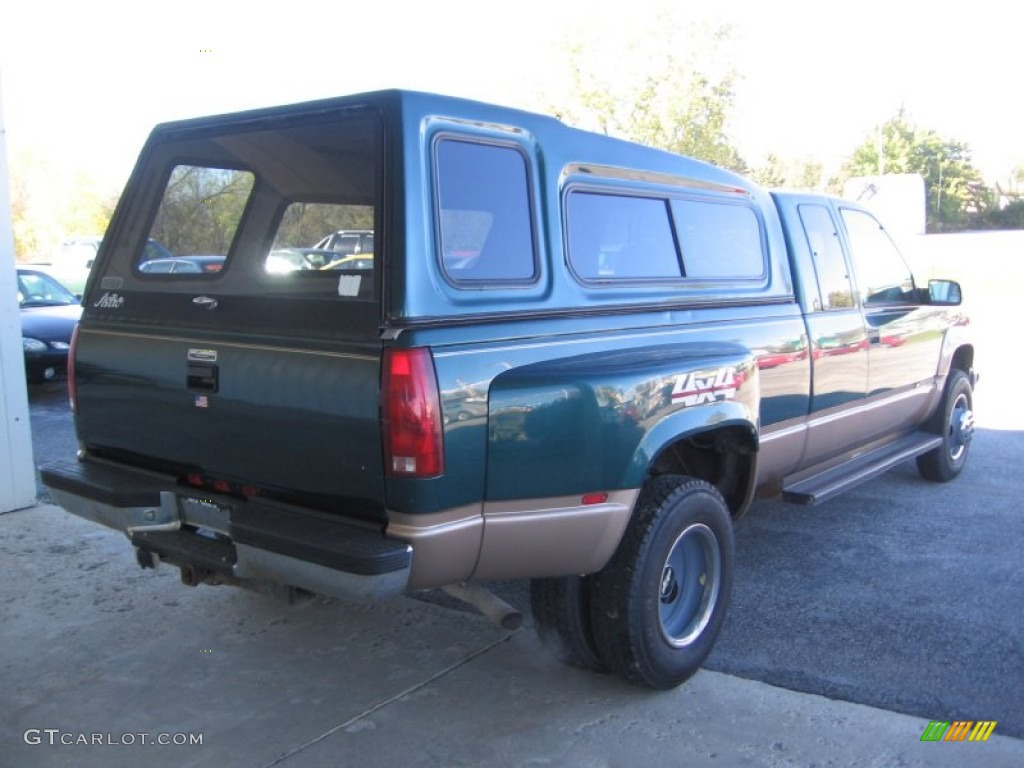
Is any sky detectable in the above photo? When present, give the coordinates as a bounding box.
[1,0,1020,198]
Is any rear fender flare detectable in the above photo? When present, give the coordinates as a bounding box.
[621,401,759,501]
[618,399,757,520]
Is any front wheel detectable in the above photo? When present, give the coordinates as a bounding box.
[917,369,974,482]
[590,475,734,689]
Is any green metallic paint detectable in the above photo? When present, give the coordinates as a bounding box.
[75,327,387,520]
[483,344,759,500]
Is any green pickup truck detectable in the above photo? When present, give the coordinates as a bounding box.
[42,90,975,690]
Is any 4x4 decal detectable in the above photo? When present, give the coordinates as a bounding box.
[671,367,739,407]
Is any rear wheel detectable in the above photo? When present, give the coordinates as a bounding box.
[917,369,974,482]
[530,575,607,673]
[590,475,734,689]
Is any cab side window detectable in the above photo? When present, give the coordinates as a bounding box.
[798,204,854,310]
[841,208,916,306]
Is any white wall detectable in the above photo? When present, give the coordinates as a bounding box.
[0,76,37,512]
[844,174,927,236]
[906,229,1023,429]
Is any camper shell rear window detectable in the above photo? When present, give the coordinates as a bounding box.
[108,108,382,300]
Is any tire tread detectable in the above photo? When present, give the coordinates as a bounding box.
[589,475,733,689]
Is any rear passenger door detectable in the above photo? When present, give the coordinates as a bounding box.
[798,204,868,411]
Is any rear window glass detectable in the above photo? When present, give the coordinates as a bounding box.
[266,204,374,288]
[115,109,381,300]
[567,193,680,280]
[140,165,254,277]
[670,199,765,278]
[435,139,536,284]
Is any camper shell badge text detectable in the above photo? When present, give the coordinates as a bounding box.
[93,292,125,309]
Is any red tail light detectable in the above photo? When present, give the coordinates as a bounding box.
[382,347,444,478]
[68,324,80,414]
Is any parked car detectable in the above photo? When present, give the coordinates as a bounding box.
[313,229,374,256]
[42,237,178,292]
[138,258,203,274]
[178,255,226,273]
[321,253,374,270]
[39,235,102,294]
[265,248,336,273]
[51,235,103,271]
[16,268,82,383]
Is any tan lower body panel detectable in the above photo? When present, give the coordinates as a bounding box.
[387,504,484,590]
[387,491,638,590]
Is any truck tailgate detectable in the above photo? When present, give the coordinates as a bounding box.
[74,324,386,521]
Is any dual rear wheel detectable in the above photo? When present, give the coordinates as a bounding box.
[531,475,734,689]
[533,372,973,688]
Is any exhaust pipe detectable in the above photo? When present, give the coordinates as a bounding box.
[442,583,522,630]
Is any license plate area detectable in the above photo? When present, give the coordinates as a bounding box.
[178,496,233,536]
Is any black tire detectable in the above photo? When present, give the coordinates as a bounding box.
[917,369,974,482]
[590,475,734,690]
[530,575,607,673]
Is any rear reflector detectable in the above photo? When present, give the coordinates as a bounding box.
[382,348,445,478]
[68,324,80,414]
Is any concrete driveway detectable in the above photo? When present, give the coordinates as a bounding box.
[2,506,1023,767]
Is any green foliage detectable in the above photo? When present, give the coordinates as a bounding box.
[149,165,254,255]
[149,167,376,256]
[751,154,787,188]
[752,154,823,191]
[841,113,988,232]
[969,199,1024,230]
[552,16,747,173]
[9,146,116,261]
[274,203,372,248]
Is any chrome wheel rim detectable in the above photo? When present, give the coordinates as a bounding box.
[948,392,973,463]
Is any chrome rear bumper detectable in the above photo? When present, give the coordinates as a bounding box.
[42,460,410,603]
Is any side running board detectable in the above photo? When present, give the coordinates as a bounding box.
[782,432,943,505]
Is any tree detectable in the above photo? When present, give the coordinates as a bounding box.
[841,113,989,231]
[752,154,787,188]
[550,14,747,173]
[978,199,1024,230]
[273,203,372,248]
[9,146,116,261]
[150,165,254,255]
[752,154,823,191]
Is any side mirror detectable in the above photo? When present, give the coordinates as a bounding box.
[928,279,962,306]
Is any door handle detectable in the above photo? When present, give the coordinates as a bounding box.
[187,363,219,393]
